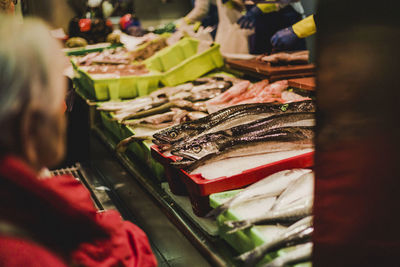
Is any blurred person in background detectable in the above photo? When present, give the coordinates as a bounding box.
[271,13,316,51]
[237,0,306,54]
[184,0,218,38]
[0,15,157,267]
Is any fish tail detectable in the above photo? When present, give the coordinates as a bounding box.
[224,220,253,234]
[116,135,153,153]
[204,203,229,219]
[241,246,271,267]
[235,249,261,267]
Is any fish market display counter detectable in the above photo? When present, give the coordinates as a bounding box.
[69,90,238,266]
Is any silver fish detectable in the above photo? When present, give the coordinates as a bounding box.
[260,242,313,267]
[171,127,314,172]
[206,169,312,219]
[153,100,315,148]
[272,172,314,211]
[237,216,313,266]
[224,197,313,234]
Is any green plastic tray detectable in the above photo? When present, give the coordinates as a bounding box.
[161,43,224,86]
[76,68,162,101]
[64,43,123,56]
[144,37,199,72]
[210,190,312,267]
[99,110,164,181]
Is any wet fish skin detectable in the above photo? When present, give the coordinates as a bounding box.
[171,127,314,172]
[120,100,195,121]
[237,216,313,266]
[224,198,313,234]
[260,242,313,267]
[205,169,312,219]
[153,100,315,146]
[272,172,314,210]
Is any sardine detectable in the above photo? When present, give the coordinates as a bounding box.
[97,96,155,112]
[120,100,195,121]
[206,169,312,219]
[237,216,313,266]
[224,198,313,234]
[271,172,314,210]
[153,100,315,148]
[171,127,314,172]
[260,242,313,267]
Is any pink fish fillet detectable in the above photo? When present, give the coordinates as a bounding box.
[228,80,270,105]
[263,80,289,96]
[206,80,251,106]
[281,91,312,103]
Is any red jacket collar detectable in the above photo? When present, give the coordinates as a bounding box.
[0,155,109,253]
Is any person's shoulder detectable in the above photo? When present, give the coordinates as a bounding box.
[0,236,67,267]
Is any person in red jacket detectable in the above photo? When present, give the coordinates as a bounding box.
[0,15,157,267]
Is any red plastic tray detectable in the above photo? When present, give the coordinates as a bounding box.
[151,146,188,195]
[151,145,314,216]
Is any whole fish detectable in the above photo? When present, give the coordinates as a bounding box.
[237,216,313,266]
[224,198,313,234]
[97,96,154,112]
[260,242,313,267]
[171,127,314,172]
[120,100,197,121]
[153,100,315,150]
[124,108,189,127]
[206,169,312,219]
[172,111,314,156]
[272,172,314,210]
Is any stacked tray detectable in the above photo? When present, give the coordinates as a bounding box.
[210,190,312,267]
[73,38,224,100]
[99,110,164,181]
[151,145,314,216]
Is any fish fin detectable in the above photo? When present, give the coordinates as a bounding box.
[170,160,195,169]
[116,136,153,153]
[204,203,229,219]
[224,220,253,234]
[116,137,133,153]
[235,249,262,267]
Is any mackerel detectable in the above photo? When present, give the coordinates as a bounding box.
[237,216,313,266]
[206,169,312,219]
[224,197,313,234]
[272,172,314,210]
[153,100,315,149]
[260,242,313,267]
[171,126,314,172]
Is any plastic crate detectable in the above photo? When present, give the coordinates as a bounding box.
[64,43,123,56]
[151,145,187,195]
[161,43,224,86]
[181,152,314,216]
[99,110,164,181]
[99,110,124,139]
[144,37,199,72]
[151,145,314,216]
[210,190,312,267]
[76,68,162,101]
[122,126,165,182]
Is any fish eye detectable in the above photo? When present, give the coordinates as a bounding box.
[169,131,178,138]
[192,146,202,153]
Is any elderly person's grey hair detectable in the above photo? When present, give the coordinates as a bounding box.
[0,15,67,169]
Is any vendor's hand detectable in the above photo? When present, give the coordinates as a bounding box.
[237,6,262,29]
[270,26,299,50]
